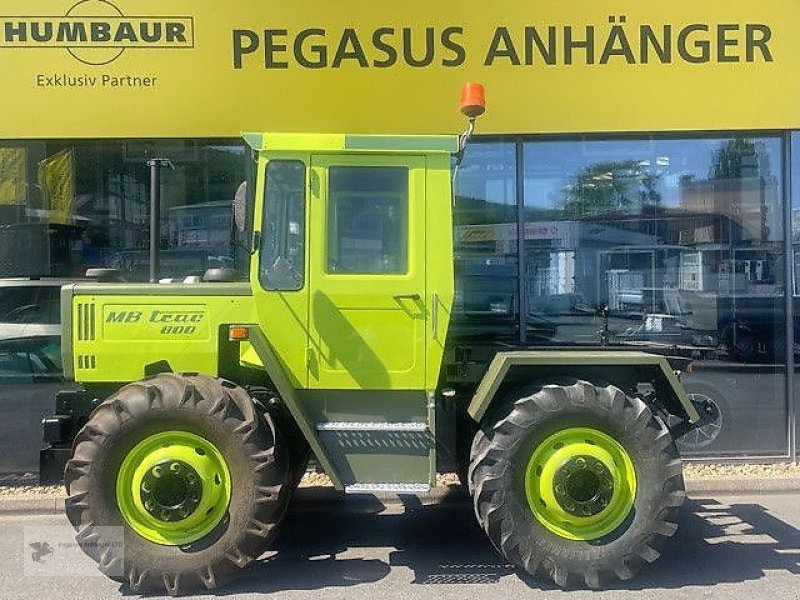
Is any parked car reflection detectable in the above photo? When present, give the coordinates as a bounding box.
[0,279,68,341]
[613,313,717,351]
[0,336,74,474]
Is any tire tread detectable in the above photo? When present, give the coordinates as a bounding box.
[469,380,684,589]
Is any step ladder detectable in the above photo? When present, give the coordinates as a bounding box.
[315,421,433,494]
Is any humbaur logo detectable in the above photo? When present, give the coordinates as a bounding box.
[0,0,194,65]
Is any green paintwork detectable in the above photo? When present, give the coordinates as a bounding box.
[299,389,433,487]
[60,285,75,381]
[296,389,428,422]
[423,153,455,389]
[64,132,458,489]
[524,427,636,541]
[308,154,427,390]
[63,131,697,495]
[345,135,460,153]
[242,132,458,155]
[246,145,453,393]
[67,285,258,382]
[242,326,344,489]
[467,351,701,424]
[67,283,253,296]
[319,427,432,486]
[249,151,311,388]
[241,132,263,151]
[115,430,231,546]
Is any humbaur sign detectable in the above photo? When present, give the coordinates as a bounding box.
[0,0,193,65]
[0,0,798,138]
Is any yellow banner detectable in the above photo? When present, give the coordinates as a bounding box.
[37,148,74,224]
[0,0,798,138]
[0,147,27,205]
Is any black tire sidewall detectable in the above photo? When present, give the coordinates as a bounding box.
[88,408,268,572]
[471,382,683,583]
[65,374,290,591]
[501,404,670,565]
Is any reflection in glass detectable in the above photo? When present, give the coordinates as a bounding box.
[452,141,520,339]
[0,140,245,281]
[522,135,786,456]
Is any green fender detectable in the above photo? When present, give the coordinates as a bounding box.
[467,350,701,424]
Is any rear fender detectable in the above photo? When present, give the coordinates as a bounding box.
[467,350,700,426]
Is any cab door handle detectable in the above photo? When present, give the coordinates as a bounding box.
[394,293,421,301]
[432,292,439,339]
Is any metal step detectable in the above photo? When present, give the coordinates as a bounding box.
[315,421,428,432]
[316,421,433,489]
[345,482,431,495]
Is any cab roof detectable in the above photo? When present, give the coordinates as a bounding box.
[242,132,459,154]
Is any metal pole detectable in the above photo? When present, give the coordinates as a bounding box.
[783,132,796,462]
[515,139,527,344]
[147,158,165,283]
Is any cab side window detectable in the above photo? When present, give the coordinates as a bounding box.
[327,166,409,275]
[259,161,306,291]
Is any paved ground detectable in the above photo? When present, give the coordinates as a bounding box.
[1,489,798,600]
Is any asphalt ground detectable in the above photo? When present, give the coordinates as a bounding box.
[0,488,798,600]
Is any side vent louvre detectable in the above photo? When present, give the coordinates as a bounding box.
[77,355,97,370]
[77,303,96,341]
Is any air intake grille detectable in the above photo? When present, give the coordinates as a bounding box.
[77,355,97,370]
[77,303,96,341]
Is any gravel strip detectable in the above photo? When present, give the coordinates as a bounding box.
[1,462,798,499]
[0,473,65,498]
[683,462,800,479]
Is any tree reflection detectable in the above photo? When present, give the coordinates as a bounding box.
[561,160,662,218]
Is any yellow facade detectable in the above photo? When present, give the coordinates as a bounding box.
[0,0,798,138]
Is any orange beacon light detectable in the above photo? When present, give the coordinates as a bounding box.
[460,82,486,119]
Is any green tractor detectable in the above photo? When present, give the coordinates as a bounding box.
[41,86,701,594]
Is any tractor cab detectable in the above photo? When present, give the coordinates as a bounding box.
[237,133,459,394]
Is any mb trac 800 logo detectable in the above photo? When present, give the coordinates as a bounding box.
[0,0,194,65]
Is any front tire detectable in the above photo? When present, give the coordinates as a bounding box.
[468,380,684,588]
[64,373,291,595]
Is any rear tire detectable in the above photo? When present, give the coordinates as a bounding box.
[64,373,291,595]
[468,380,684,588]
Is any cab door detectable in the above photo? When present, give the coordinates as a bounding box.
[308,155,426,390]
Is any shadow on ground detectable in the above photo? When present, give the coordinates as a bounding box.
[124,487,800,595]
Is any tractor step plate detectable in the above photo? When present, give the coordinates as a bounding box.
[315,421,427,432]
[316,421,434,488]
[345,482,431,494]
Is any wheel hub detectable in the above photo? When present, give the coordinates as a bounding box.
[116,430,232,546]
[140,460,203,522]
[552,455,614,517]
[524,427,637,541]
